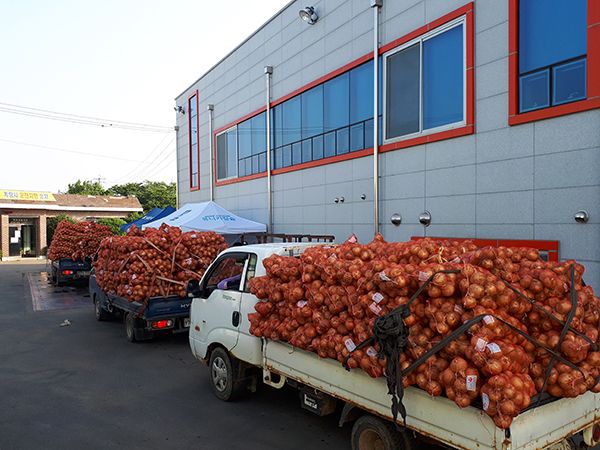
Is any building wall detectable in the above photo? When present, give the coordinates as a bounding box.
[175,0,600,287]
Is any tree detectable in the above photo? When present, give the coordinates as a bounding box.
[108,181,176,211]
[67,180,108,195]
[97,217,127,236]
[63,179,176,216]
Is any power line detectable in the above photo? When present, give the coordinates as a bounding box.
[0,138,145,163]
[110,134,174,184]
[0,102,174,133]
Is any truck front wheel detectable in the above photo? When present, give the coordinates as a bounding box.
[351,415,418,450]
[209,347,240,402]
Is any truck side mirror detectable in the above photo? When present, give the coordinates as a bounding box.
[186,279,201,298]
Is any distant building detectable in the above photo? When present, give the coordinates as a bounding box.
[174,1,599,287]
[0,190,142,259]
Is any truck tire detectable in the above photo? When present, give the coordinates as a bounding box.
[94,296,110,321]
[125,313,137,343]
[209,347,241,402]
[351,415,419,450]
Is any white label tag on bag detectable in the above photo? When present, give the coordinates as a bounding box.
[344,338,356,352]
[372,292,384,303]
[466,375,477,391]
[482,392,490,411]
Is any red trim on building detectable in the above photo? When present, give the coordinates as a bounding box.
[214,106,268,135]
[212,3,475,186]
[411,236,560,262]
[508,0,600,125]
[188,91,200,191]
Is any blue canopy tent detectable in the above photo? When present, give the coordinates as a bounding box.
[120,205,176,232]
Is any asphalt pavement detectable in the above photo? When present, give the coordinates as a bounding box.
[0,259,352,450]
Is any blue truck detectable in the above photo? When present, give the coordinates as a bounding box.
[51,257,93,286]
[89,267,191,342]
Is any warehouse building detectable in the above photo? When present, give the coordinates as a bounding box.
[0,190,142,260]
[174,0,600,287]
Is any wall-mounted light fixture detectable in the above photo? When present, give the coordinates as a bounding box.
[299,6,318,25]
[174,105,185,114]
[574,210,589,224]
[391,213,402,226]
[419,210,431,227]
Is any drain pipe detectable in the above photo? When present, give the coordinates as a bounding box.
[265,66,273,233]
[207,104,214,201]
[371,0,382,235]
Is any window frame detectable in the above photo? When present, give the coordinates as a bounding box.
[508,0,600,125]
[215,125,238,182]
[188,92,199,191]
[213,3,474,186]
[383,17,467,145]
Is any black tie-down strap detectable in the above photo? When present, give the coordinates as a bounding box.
[343,270,460,431]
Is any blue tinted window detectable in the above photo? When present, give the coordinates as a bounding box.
[302,85,324,139]
[282,97,301,145]
[324,131,336,158]
[292,142,302,165]
[350,63,373,124]
[251,112,266,155]
[226,129,237,178]
[271,105,283,149]
[216,133,227,179]
[302,140,312,163]
[324,73,349,132]
[423,24,464,130]
[238,120,252,159]
[313,135,324,160]
[351,123,364,152]
[386,43,420,139]
[519,0,587,74]
[520,69,550,112]
[283,145,292,167]
[337,128,349,155]
[553,59,587,105]
[364,119,374,149]
[259,153,267,172]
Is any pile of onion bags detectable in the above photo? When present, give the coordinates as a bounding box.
[93,223,227,302]
[47,220,113,261]
[249,234,600,429]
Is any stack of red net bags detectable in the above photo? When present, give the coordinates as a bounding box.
[47,220,113,261]
[93,224,227,302]
[249,234,600,429]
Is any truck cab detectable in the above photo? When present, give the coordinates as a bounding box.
[188,244,320,367]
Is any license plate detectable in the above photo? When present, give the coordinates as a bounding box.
[183,318,191,328]
[78,271,90,276]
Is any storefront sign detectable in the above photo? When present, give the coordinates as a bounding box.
[0,190,55,201]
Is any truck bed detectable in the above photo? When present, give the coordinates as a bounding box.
[102,291,190,320]
[263,339,600,450]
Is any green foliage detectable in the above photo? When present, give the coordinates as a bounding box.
[67,180,108,195]
[97,217,127,236]
[124,211,145,223]
[108,181,176,211]
[47,214,75,243]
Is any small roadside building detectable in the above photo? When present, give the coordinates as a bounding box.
[0,189,143,260]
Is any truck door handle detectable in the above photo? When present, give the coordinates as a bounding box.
[232,311,240,327]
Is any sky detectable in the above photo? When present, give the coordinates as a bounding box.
[0,0,291,194]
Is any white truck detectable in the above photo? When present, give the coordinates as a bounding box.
[186,243,600,450]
